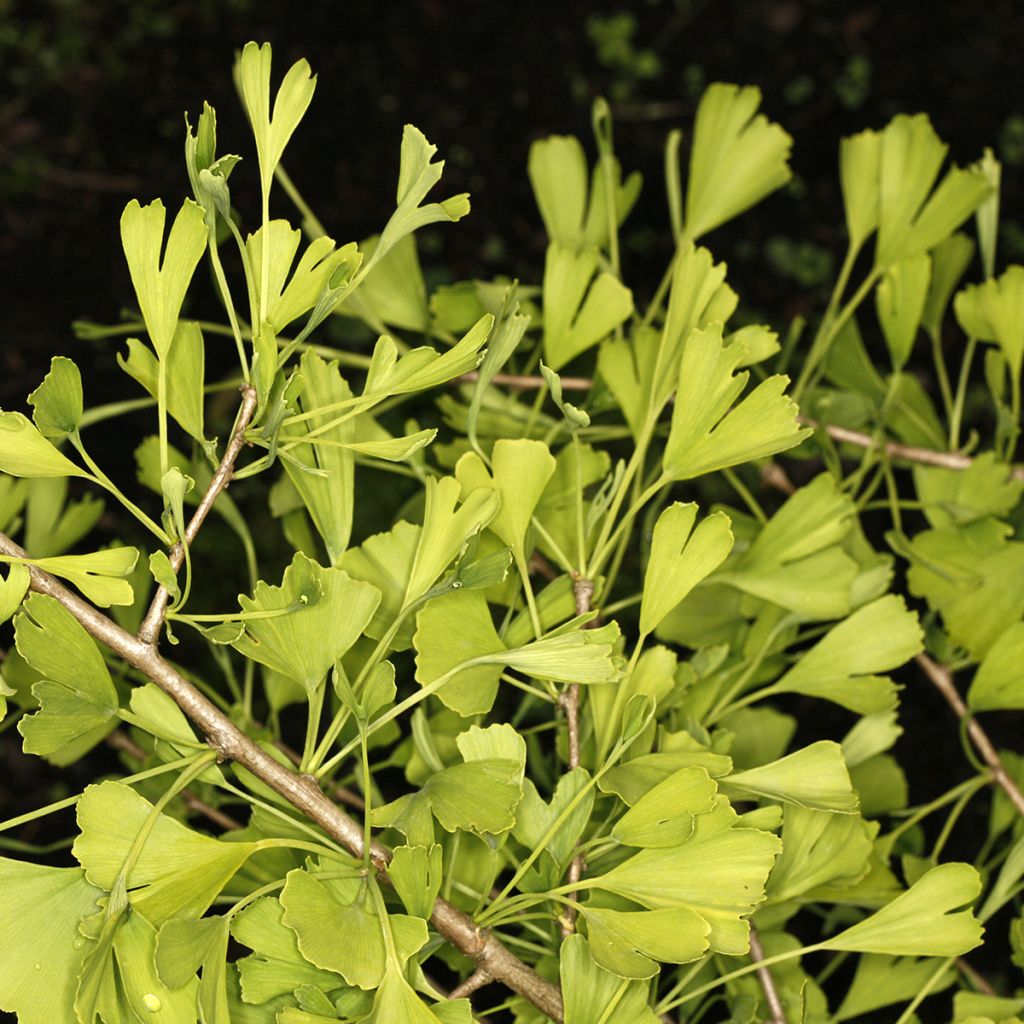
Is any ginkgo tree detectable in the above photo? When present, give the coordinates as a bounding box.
[0,38,1022,1024]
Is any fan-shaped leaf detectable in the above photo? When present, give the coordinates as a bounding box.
[684,83,792,241]
[640,502,733,637]
[822,863,983,956]
[231,552,380,694]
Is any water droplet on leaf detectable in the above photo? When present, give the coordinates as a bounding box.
[142,993,162,1012]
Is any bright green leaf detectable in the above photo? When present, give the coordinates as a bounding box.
[455,439,556,563]
[840,129,882,251]
[612,766,718,847]
[684,83,793,241]
[822,863,983,956]
[725,741,859,813]
[0,561,29,624]
[768,805,874,902]
[913,452,1023,529]
[582,822,781,953]
[541,243,633,370]
[72,780,258,924]
[581,905,709,980]
[231,552,380,694]
[281,350,356,565]
[0,411,87,479]
[235,41,316,197]
[15,593,118,756]
[770,596,921,712]
[120,198,208,358]
[405,475,499,602]
[28,356,83,440]
[388,844,443,920]
[502,621,622,684]
[875,114,992,266]
[954,265,1024,380]
[156,916,231,1024]
[0,860,102,1024]
[922,233,975,339]
[281,872,393,990]
[231,896,340,1005]
[663,324,809,481]
[639,502,733,637]
[118,321,207,443]
[528,133,641,250]
[876,253,931,369]
[561,934,660,1024]
[906,517,1024,659]
[835,955,955,1022]
[968,622,1024,711]
[414,589,504,716]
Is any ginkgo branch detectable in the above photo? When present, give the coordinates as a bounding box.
[0,529,566,1023]
[448,966,493,1000]
[915,652,1024,819]
[137,383,259,644]
[560,573,594,937]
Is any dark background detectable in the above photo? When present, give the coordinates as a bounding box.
[2,1,1023,1017]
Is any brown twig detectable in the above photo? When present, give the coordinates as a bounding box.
[0,530,564,1022]
[760,461,796,496]
[749,925,786,1024]
[956,956,997,996]
[273,737,366,811]
[915,653,1024,819]
[137,383,259,645]
[106,730,243,832]
[801,418,1024,480]
[449,967,493,1000]
[529,551,560,583]
[559,575,595,938]
[459,370,593,392]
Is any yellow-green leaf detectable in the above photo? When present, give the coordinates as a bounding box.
[954,265,1024,379]
[611,766,718,847]
[236,41,316,195]
[840,129,882,251]
[822,863,983,957]
[541,243,633,370]
[639,502,733,637]
[120,198,208,358]
[725,741,859,813]
[875,114,991,267]
[581,905,709,980]
[0,411,87,479]
[230,552,380,694]
[876,254,931,369]
[663,323,808,480]
[684,83,792,241]
[414,589,505,716]
[28,357,83,440]
[455,439,556,562]
[72,780,258,924]
[968,622,1024,712]
[0,860,102,1024]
